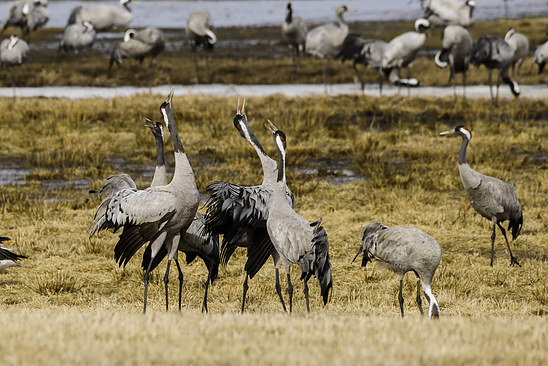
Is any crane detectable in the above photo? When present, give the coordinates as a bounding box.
[265,120,333,312]
[68,0,133,32]
[421,0,475,27]
[354,222,441,319]
[0,237,26,271]
[533,40,548,74]
[90,88,200,313]
[186,10,216,83]
[504,28,529,82]
[282,2,308,78]
[440,125,522,267]
[1,0,48,42]
[0,34,29,97]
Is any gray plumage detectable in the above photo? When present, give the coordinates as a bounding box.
[470,35,519,101]
[305,5,355,59]
[265,123,333,312]
[434,25,473,98]
[422,0,475,27]
[336,34,387,93]
[0,237,26,271]
[354,223,441,319]
[533,40,548,74]
[60,21,96,53]
[203,101,293,312]
[282,2,308,76]
[90,89,200,313]
[440,125,522,267]
[0,34,28,66]
[504,28,529,82]
[89,173,136,196]
[186,10,216,50]
[1,0,48,38]
[381,18,430,90]
[110,27,165,68]
[68,0,133,32]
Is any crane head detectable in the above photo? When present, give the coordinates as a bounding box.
[439,125,471,141]
[159,87,175,129]
[144,118,164,141]
[234,97,251,139]
[265,120,286,154]
[414,18,430,33]
[338,5,357,14]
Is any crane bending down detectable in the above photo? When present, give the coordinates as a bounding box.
[265,121,333,312]
[90,88,200,313]
[203,99,294,312]
[1,0,49,42]
[440,126,522,267]
[0,237,26,271]
[381,18,430,93]
[336,34,386,94]
[282,2,308,77]
[470,35,519,102]
[533,41,548,74]
[434,25,473,99]
[504,28,529,82]
[354,223,441,318]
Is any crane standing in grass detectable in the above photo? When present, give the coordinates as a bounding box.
[434,25,473,99]
[0,34,29,97]
[186,10,216,83]
[90,89,200,313]
[203,100,294,312]
[440,125,522,267]
[265,121,332,312]
[354,222,441,319]
[282,2,308,78]
[305,5,356,92]
[504,28,529,82]
[470,35,519,102]
[533,40,548,74]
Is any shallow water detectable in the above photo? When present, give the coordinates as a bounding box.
[0,0,546,29]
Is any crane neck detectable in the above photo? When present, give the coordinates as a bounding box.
[162,107,195,188]
[337,11,346,27]
[150,134,167,187]
[123,3,132,13]
[276,143,286,184]
[458,135,470,166]
[285,8,292,23]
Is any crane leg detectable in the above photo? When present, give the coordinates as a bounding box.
[488,69,494,103]
[163,259,171,311]
[463,72,467,100]
[398,279,404,318]
[193,51,200,84]
[240,273,249,314]
[406,68,411,97]
[352,63,365,93]
[9,67,16,99]
[275,267,287,312]
[378,73,383,96]
[496,73,501,103]
[287,272,294,313]
[143,259,154,314]
[490,222,497,266]
[415,279,424,315]
[202,267,212,313]
[175,258,184,311]
[322,59,328,95]
[303,277,310,313]
[497,222,521,267]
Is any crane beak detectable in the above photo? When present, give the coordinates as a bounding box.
[166,86,175,106]
[241,97,246,115]
[439,129,456,136]
[264,119,278,134]
[346,7,357,12]
[144,118,155,129]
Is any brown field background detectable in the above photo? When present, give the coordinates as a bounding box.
[0,93,546,364]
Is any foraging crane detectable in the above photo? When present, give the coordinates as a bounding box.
[186,10,216,83]
[440,126,522,267]
[504,28,529,82]
[470,35,519,102]
[434,25,473,99]
[282,2,308,77]
[354,222,441,319]
[60,21,95,54]
[265,121,332,312]
[203,100,294,312]
[67,0,133,32]
[336,34,387,94]
[110,27,165,81]
[90,88,200,313]
[0,34,29,97]
[533,40,548,74]
[305,5,356,91]
[381,18,430,93]
[421,0,475,27]
[1,0,48,41]
[0,237,26,271]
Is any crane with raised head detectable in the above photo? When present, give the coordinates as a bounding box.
[440,125,522,267]
[265,121,332,312]
[90,88,200,313]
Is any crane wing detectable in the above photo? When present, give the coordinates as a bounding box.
[0,245,26,262]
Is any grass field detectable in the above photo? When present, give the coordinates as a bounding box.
[0,93,546,364]
[1,16,547,87]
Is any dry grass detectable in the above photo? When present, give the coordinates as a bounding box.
[0,94,547,364]
[1,16,547,87]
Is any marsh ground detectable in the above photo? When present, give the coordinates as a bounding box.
[0,94,547,364]
[1,17,547,87]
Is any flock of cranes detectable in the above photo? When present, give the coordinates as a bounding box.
[1,0,547,97]
[1,87,526,317]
